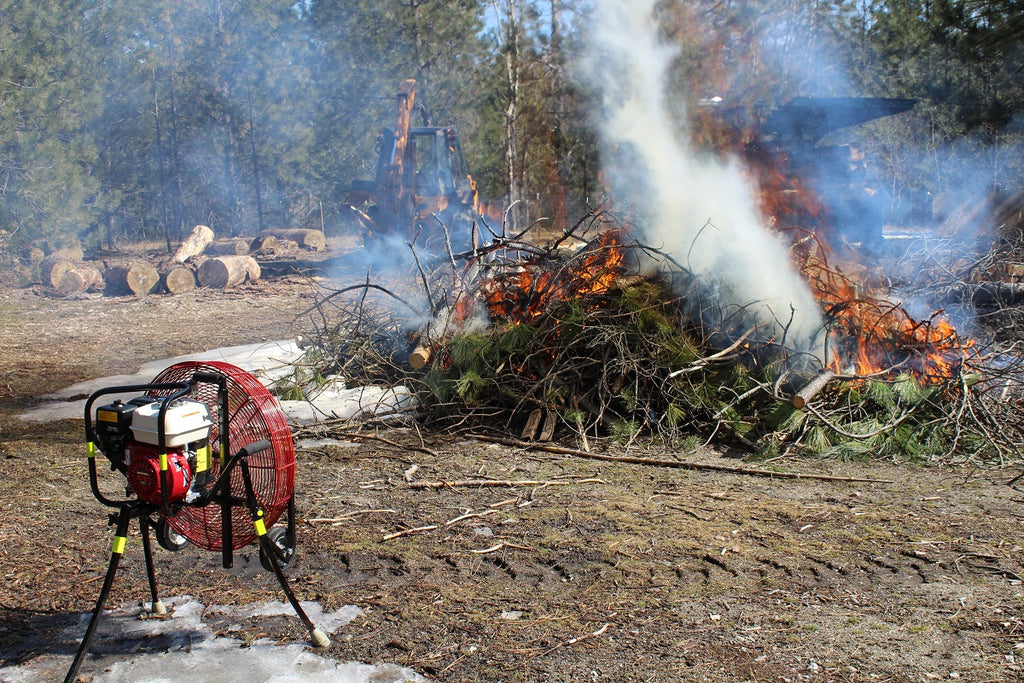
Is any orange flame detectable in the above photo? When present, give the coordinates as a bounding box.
[479,230,627,323]
[455,113,974,384]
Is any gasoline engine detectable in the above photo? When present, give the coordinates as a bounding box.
[94,396,212,506]
[64,361,329,683]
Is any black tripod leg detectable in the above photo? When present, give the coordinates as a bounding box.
[64,506,133,683]
[256,531,330,647]
[238,461,329,648]
[139,517,166,615]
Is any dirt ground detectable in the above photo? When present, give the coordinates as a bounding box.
[1,273,1023,683]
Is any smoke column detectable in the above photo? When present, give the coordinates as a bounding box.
[579,0,823,352]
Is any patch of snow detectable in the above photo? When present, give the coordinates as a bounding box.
[0,596,423,683]
[18,340,418,425]
[279,385,418,425]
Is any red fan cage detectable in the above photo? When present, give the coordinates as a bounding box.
[149,361,295,550]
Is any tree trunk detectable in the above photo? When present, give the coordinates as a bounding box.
[172,224,215,262]
[258,228,325,251]
[161,263,197,295]
[196,255,261,289]
[501,0,524,234]
[104,261,160,296]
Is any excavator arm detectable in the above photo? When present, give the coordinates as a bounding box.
[376,79,417,230]
[349,78,484,252]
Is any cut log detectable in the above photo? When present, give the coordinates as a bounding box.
[161,264,197,295]
[258,228,325,252]
[521,409,543,440]
[409,343,431,369]
[55,262,104,293]
[39,255,76,289]
[104,262,160,296]
[537,409,557,442]
[196,255,261,289]
[171,224,215,262]
[206,238,250,256]
[25,247,45,266]
[791,370,837,409]
[250,234,279,254]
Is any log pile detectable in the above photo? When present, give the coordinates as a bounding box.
[259,228,325,252]
[25,224,326,297]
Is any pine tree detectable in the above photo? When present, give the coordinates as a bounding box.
[0,0,104,248]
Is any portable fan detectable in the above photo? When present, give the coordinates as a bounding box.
[64,361,328,683]
[148,361,295,557]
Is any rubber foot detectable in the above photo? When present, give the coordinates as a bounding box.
[310,628,330,648]
[153,600,167,615]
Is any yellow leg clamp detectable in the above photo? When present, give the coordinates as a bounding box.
[111,535,127,555]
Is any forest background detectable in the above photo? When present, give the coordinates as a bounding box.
[1,0,1021,254]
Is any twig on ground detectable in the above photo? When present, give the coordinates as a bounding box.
[521,622,612,663]
[382,525,439,541]
[306,509,397,525]
[408,478,606,490]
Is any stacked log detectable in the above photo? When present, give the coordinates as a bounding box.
[104,262,160,296]
[39,255,104,293]
[250,234,279,254]
[28,222,301,298]
[171,225,215,262]
[258,228,325,252]
[157,224,215,295]
[196,255,261,289]
[207,238,250,256]
[250,234,299,257]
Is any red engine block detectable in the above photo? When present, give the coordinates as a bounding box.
[125,442,193,505]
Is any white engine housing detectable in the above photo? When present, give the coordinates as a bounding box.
[130,400,213,447]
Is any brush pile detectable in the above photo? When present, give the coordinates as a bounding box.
[293,212,1024,466]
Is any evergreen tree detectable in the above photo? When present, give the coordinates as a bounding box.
[0,0,103,248]
[854,0,1024,213]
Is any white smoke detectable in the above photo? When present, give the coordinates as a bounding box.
[578,0,824,352]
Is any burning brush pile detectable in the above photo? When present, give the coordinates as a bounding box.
[293,206,1024,465]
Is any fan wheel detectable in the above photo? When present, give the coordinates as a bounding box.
[154,517,189,552]
[259,526,296,572]
[148,361,295,552]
